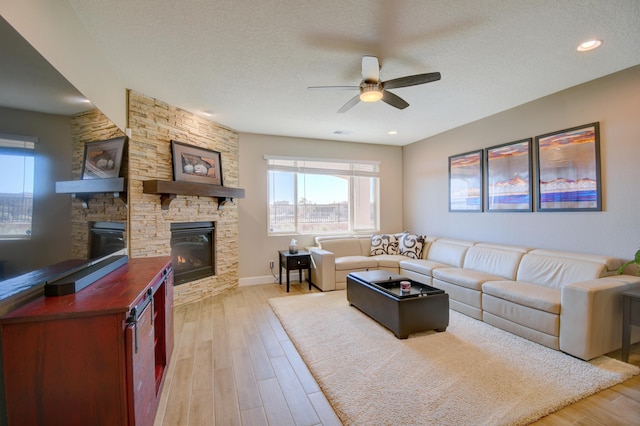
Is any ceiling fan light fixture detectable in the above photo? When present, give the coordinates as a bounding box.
[359,83,383,103]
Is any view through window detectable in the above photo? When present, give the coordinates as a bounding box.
[0,133,36,240]
[266,156,379,234]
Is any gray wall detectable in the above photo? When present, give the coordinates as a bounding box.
[0,106,72,278]
[403,65,640,260]
[237,133,403,283]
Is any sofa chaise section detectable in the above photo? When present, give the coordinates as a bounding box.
[310,233,423,291]
[480,249,639,360]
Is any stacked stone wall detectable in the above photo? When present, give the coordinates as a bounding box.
[69,109,127,259]
[127,91,240,305]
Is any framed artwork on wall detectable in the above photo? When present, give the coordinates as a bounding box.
[81,136,126,179]
[535,122,601,211]
[485,138,532,212]
[449,149,483,212]
[171,140,223,185]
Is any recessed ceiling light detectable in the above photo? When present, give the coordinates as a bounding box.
[577,39,602,52]
[388,130,398,135]
[202,110,213,117]
[333,130,353,135]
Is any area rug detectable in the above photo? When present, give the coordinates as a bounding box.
[268,291,639,426]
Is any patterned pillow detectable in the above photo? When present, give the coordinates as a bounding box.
[399,234,426,259]
[370,234,400,255]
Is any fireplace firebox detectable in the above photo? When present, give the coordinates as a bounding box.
[89,222,126,259]
[170,222,215,285]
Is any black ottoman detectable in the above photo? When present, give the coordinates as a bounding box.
[347,270,449,338]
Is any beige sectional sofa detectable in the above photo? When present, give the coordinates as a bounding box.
[309,234,640,361]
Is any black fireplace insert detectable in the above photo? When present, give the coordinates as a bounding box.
[170,221,215,285]
[89,222,126,259]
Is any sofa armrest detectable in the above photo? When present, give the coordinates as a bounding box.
[560,275,640,360]
[310,248,336,291]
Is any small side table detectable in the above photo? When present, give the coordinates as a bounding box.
[278,250,312,292]
[621,288,640,363]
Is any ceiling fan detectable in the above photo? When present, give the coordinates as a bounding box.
[308,55,441,113]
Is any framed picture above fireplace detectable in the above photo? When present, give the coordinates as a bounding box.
[171,140,223,185]
[81,136,126,179]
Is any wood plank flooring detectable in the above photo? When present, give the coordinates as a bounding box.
[154,282,640,425]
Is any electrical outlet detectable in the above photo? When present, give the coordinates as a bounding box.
[269,260,275,269]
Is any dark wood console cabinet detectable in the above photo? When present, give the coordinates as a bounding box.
[0,256,173,426]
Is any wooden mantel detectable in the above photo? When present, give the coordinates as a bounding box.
[56,177,126,208]
[142,180,245,210]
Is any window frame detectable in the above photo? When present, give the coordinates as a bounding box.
[0,133,37,240]
[266,155,380,236]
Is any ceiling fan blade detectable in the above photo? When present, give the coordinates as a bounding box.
[382,90,409,110]
[307,85,359,90]
[362,55,380,83]
[383,72,441,90]
[337,94,361,113]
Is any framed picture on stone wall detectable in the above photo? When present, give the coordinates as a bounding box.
[171,140,223,185]
[81,136,126,179]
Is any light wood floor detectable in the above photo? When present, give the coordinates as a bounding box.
[154,282,640,426]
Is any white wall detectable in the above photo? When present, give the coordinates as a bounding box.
[238,133,403,283]
[403,65,640,260]
[0,0,127,131]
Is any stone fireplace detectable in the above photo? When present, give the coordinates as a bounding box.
[127,91,240,305]
[69,92,241,306]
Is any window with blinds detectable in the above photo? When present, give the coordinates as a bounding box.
[266,155,380,235]
[0,133,37,240]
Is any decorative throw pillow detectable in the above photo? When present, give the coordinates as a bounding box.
[370,234,400,255]
[399,234,426,259]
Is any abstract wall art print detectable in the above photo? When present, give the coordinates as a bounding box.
[449,150,483,212]
[535,122,601,211]
[485,138,532,212]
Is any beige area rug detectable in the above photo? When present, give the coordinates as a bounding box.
[269,291,639,426]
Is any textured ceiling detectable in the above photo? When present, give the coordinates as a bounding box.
[3,1,640,146]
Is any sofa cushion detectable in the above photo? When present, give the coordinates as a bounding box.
[374,254,407,268]
[334,255,378,271]
[398,259,451,277]
[370,233,403,255]
[483,310,560,346]
[462,246,525,280]
[432,278,483,313]
[528,249,621,274]
[474,242,531,253]
[433,268,507,291]
[425,239,472,267]
[398,234,426,259]
[319,238,363,258]
[516,254,606,289]
[482,280,561,314]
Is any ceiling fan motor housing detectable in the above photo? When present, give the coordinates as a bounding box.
[359,82,383,102]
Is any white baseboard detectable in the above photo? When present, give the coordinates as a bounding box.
[238,272,308,287]
[239,275,279,286]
